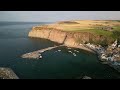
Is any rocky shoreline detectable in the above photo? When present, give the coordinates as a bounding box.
[21,43,95,60]
[0,67,19,79]
[21,39,120,75]
[84,40,120,73]
[27,23,120,73]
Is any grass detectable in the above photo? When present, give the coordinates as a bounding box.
[43,20,120,42]
[85,29,112,36]
[112,26,120,31]
[61,27,113,37]
[32,20,120,46]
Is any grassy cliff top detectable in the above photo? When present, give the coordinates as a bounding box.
[31,20,120,46]
[47,20,120,30]
[37,20,120,39]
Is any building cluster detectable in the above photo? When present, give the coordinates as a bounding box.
[85,40,120,66]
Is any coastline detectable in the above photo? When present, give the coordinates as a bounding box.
[84,42,120,73]
[21,42,96,59]
[64,44,96,54]
[27,20,120,74]
[28,39,120,74]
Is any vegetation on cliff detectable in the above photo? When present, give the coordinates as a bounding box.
[29,20,120,46]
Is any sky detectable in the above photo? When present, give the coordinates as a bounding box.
[0,11,120,22]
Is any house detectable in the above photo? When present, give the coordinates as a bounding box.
[112,40,117,49]
[101,54,107,60]
[118,45,120,48]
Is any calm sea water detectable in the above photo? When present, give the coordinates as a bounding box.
[0,22,120,79]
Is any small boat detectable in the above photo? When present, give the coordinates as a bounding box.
[68,48,71,49]
[54,51,58,53]
[73,53,77,56]
[39,55,42,59]
[58,50,61,52]
[76,51,79,52]
[40,51,44,53]
[74,50,79,52]
[68,51,72,53]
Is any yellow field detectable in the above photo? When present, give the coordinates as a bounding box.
[46,20,120,31]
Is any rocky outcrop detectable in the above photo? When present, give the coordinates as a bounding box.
[29,27,51,39]
[29,27,67,44]
[82,76,92,79]
[64,33,79,47]
[0,67,19,79]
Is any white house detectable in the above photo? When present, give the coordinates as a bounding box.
[118,45,120,48]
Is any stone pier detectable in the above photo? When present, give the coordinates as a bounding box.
[21,45,64,59]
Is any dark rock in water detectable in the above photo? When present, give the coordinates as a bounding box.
[101,61,109,64]
[0,77,3,79]
[82,76,92,79]
[75,76,83,79]
[0,67,19,79]
[76,76,92,79]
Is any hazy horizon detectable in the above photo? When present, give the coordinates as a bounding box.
[0,20,120,22]
[0,11,120,22]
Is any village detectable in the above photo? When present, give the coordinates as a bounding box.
[85,40,120,72]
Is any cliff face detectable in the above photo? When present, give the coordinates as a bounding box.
[48,30,67,44]
[29,27,67,44]
[28,26,114,47]
[28,27,51,39]
[64,33,80,47]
